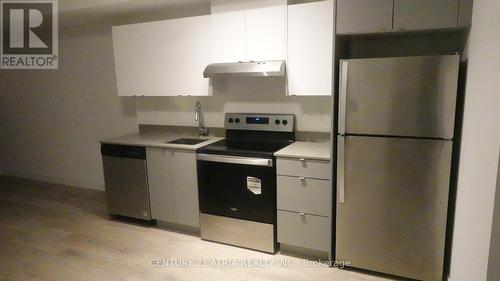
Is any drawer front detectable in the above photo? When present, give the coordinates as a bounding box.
[277,175,331,217]
[277,158,330,179]
[277,210,330,252]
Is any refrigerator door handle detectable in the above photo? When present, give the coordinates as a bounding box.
[339,61,348,135]
[337,135,345,203]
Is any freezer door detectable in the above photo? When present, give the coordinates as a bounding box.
[339,55,459,139]
[336,136,452,281]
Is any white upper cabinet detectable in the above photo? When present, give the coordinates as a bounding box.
[287,0,334,96]
[210,6,286,63]
[209,11,246,63]
[112,15,210,96]
[336,0,394,34]
[393,0,460,31]
[245,6,287,61]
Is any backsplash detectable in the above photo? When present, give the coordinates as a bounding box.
[135,76,332,133]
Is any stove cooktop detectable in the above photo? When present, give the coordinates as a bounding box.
[197,139,291,158]
[197,113,296,158]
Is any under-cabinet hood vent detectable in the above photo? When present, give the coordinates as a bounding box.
[203,61,285,78]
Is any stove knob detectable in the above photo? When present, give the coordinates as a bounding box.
[275,119,281,125]
[282,119,288,126]
[228,118,234,123]
[235,118,240,123]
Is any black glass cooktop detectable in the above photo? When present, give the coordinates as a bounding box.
[197,139,292,158]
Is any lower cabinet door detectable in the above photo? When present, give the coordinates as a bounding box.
[277,210,330,252]
[146,148,174,222]
[171,150,200,227]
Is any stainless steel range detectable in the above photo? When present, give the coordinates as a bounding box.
[197,113,295,253]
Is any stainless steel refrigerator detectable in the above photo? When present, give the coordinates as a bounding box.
[336,55,460,281]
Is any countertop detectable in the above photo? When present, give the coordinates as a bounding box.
[274,141,331,161]
[100,132,224,151]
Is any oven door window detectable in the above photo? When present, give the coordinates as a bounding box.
[197,160,276,224]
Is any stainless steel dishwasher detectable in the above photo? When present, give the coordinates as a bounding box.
[101,144,151,220]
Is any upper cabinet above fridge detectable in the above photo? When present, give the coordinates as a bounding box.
[337,0,473,35]
[210,6,287,63]
[393,0,460,31]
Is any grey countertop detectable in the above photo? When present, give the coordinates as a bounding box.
[100,132,224,151]
[274,141,331,161]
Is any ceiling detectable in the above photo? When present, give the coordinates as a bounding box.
[58,0,211,27]
[60,0,208,14]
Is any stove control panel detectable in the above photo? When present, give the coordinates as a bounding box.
[225,113,295,132]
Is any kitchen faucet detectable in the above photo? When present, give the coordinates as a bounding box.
[195,101,208,137]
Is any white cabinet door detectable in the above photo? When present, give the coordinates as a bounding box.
[167,16,211,96]
[171,150,200,227]
[210,11,246,63]
[147,148,200,227]
[146,148,174,222]
[394,0,459,30]
[245,6,286,61]
[287,0,333,96]
[113,22,161,96]
[112,15,210,96]
[336,0,394,34]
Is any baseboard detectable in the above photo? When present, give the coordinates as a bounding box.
[157,220,201,236]
[280,244,330,260]
[4,171,105,191]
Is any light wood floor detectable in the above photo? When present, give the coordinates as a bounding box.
[0,176,398,281]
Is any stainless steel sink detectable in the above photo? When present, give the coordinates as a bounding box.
[166,138,207,145]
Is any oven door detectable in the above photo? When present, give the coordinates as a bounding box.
[197,154,276,224]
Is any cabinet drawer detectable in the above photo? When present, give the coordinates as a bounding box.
[277,175,331,217]
[277,158,330,179]
[277,210,330,252]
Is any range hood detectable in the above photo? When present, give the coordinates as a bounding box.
[203,61,286,78]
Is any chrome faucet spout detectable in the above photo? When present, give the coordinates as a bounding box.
[195,101,208,137]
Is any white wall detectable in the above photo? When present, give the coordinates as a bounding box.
[0,24,138,190]
[487,156,500,280]
[449,1,500,280]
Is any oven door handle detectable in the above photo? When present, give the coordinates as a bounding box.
[197,154,273,167]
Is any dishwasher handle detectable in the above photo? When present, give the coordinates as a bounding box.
[101,144,146,159]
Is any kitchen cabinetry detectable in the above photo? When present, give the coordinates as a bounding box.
[112,15,210,96]
[458,0,473,27]
[336,0,393,34]
[287,0,334,96]
[245,6,287,61]
[276,156,331,254]
[337,0,466,34]
[147,148,174,222]
[210,6,286,63]
[209,11,246,63]
[147,148,200,227]
[394,0,460,31]
[170,150,200,227]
